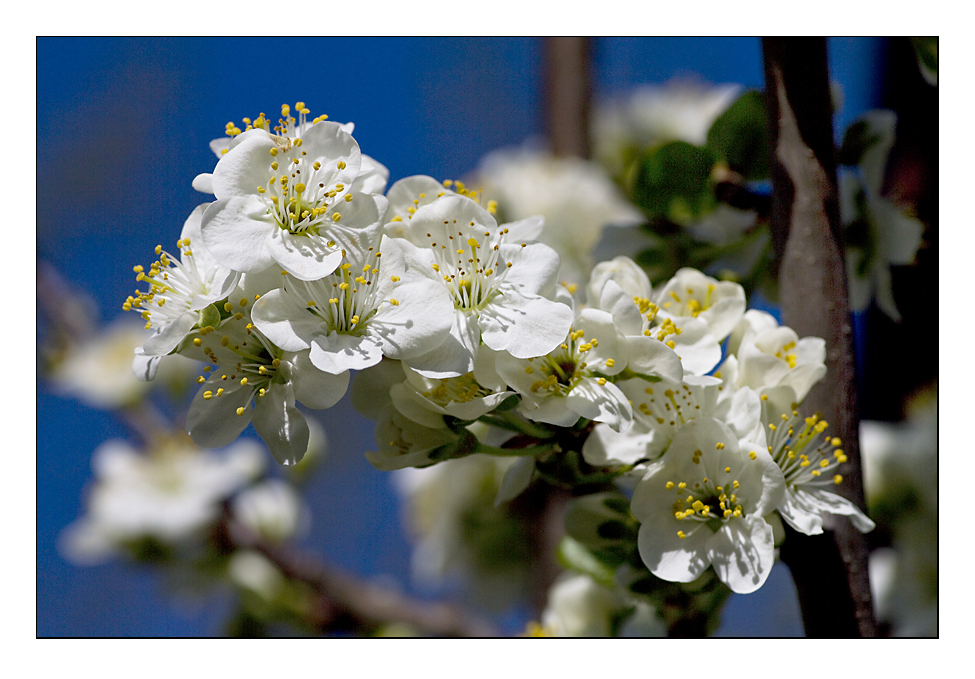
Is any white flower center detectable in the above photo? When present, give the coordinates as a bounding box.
[764,404,847,488]
[425,224,515,313]
[257,141,349,236]
[193,310,283,415]
[286,249,388,336]
[525,328,610,396]
[660,284,716,317]
[124,239,212,330]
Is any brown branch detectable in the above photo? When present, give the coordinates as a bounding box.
[762,37,875,637]
[226,517,501,637]
[544,37,592,159]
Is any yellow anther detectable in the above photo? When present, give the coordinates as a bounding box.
[270,147,279,157]
[833,474,843,485]
[597,378,607,386]
[337,160,347,170]
[203,391,213,400]
[221,336,230,347]
[216,388,224,397]
[665,481,675,490]
[196,376,205,384]
[236,407,245,416]
[605,359,615,368]
[389,299,399,306]
[716,442,725,450]
[193,338,203,347]
[749,451,757,460]
[677,531,687,540]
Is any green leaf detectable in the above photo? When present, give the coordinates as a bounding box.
[631,141,718,225]
[556,536,617,589]
[706,90,770,180]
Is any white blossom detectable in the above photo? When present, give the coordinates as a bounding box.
[631,417,784,593]
[761,390,875,535]
[839,110,923,321]
[59,438,264,565]
[124,203,240,371]
[251,224,453,375]
[201,116,389,281]
[384,192,573,377]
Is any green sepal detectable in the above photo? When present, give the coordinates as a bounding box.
[616,367,663,383]
[493,394,521,412]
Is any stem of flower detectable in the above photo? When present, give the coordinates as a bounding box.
[477,412,555,439]
[475,442,557,458]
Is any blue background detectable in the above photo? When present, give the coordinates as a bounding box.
[36,37,885,637]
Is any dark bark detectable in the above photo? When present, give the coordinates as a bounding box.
[544,37,592,159]
[762,37,875,637]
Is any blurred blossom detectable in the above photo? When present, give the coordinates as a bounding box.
[227,550,286,601]
[592,80,742,177]
[59,437,265,565]
[49,316,197,409]
[470,146,644,286]
[232,478,310,544]
[860,385,937,636]
[392,455,532,608]
[540,572,666,637]
[838,110,924,321]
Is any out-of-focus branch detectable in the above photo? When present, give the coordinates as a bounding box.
[762,37,875,637]
[226,517,500,637]
[544,37,592,159]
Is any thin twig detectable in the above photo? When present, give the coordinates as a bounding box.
[226,517,501,637]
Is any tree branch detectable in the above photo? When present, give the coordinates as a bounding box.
[226,517,501,637]
[762,37,875,637]
[544,37,592,159]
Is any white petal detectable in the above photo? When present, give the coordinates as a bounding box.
[495,456,536,506]
[623,336,684,383]
[309,332,384,374]
[252,382,310,466]
[201,197,276,272]
[266,229,344,281]
[290,352,350,410]
[370,281,453,360]
[186,379,252,448]
[637,511,711,583]
[706,517,775,594]
[566,378,632,431]
[142,310,198,356]
[192,173,214,194]
[581,421,653,466]
[479,290,573,359]
[250,289,317,352]
[406,309,479,378]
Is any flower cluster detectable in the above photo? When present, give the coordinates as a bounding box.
[126,101,873,605]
